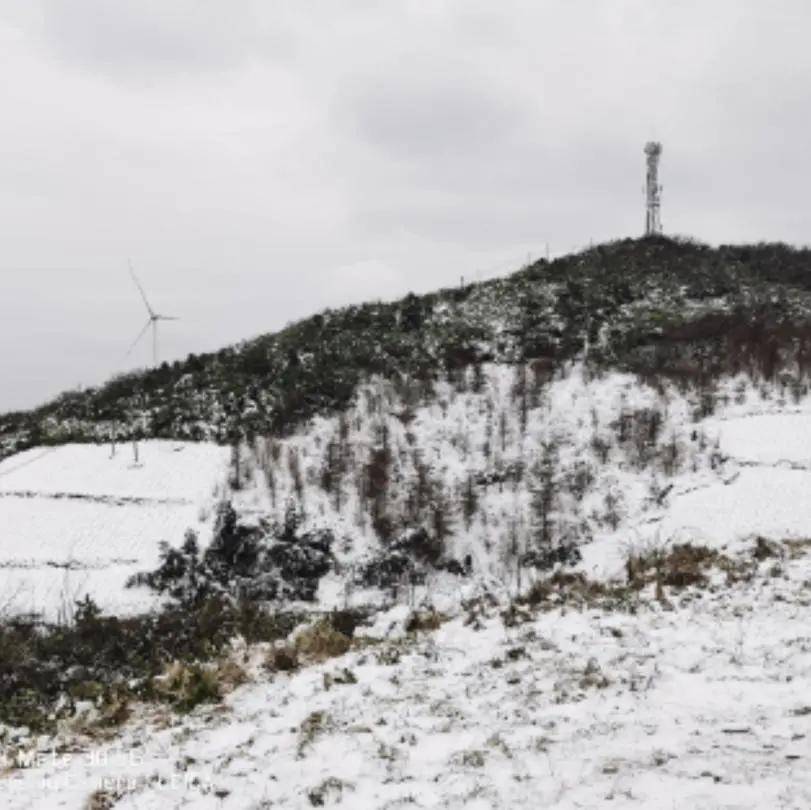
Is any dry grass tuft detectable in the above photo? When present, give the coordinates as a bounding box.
[752,536,781,561]
[323,668,357,690]
[297,710,332,757]
[516,542,761,616]
[85,789,120,810]
[405,609,446,633]
[265,643,300,672]
[153,661,221,713]
[307,776,350,806]
[294,619,351,662]
[782,538,811,559]
[626,543,752,592]
[519,571,633,612]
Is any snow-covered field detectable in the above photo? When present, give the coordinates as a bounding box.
[2,538,810,809]
[647,408,811,557]
[0,441,230,619]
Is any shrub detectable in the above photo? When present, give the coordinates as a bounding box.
[128,502,335,604]
[266,644,299,672]
[624,542,752,591]
[154,661,221,713]
[404,609,445,633]
[0,597,298,732]
[294,619,351,661]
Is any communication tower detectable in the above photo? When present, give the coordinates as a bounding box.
[644,141,663,236]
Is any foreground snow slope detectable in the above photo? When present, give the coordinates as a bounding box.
[3,539,810,809]
[0,441,230,619]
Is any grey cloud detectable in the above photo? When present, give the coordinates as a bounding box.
[37,0,294,76]
[341,72,524,159]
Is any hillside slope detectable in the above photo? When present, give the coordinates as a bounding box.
[4,359,811,621]
[4,236,811,458]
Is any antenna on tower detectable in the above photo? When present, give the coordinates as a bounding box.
[644,141,663,236]
[125,261,179,367]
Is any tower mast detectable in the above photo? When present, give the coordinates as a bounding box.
[644,141,663,236]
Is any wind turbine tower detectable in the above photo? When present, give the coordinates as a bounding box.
[126,262,179,366]
[644,141,663,236]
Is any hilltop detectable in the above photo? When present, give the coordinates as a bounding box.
[4,235,811,458]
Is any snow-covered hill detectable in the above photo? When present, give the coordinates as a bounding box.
[5,235,811,807]
[4,361,811,622]
[223,361,811,605]
[6,237,811,461]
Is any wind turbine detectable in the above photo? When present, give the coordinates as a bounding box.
[125,261,179,367]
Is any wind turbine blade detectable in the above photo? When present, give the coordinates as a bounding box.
[156,315,179,321]
[125,318,153,358]
[128,260,155,318]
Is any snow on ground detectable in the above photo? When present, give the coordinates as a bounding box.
[0,442,227,502]
[0,441,231,619]
[631,408,811,563]
[713,412,811,467]
[657,467,811,552]
[574,376,811,576]
[3,540,811,809]
[4,370,811,805]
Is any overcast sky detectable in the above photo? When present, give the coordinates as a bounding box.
[2,1,811,411]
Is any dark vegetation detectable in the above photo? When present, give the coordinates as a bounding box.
[0,570,370,732]
[5,236,811,460]
[0,596,303,732]
[624,542,754,591]
[129,501,335,604]
[0,502,370,732]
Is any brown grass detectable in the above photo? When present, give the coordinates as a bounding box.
[626,543,753,592]
[405,609,446,633]
[783,538,811,559]
[519,571,634,611]
[153,661,221,713]
[515,541,764,617]
[294,619,351,662]
[85,790,120,810]
[265,643,300,672]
